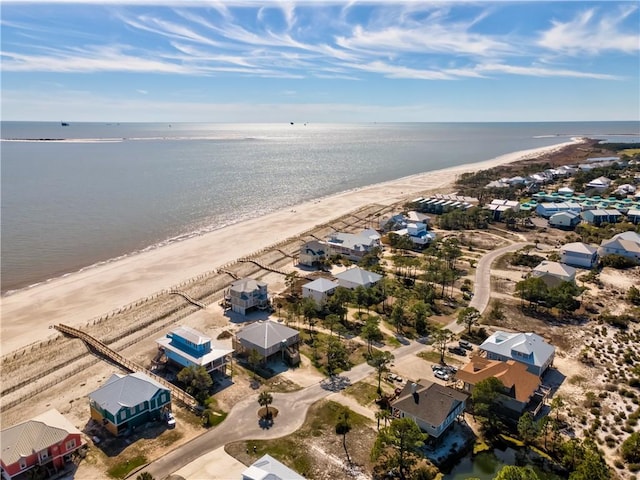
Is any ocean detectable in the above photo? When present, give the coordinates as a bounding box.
[1,121,638,293]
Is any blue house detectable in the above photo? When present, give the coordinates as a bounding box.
[581,209,622,226]
[535,202,581,219]
[627,209,640,225]
[156,326,233,374]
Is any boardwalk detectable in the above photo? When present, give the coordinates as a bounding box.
[54,324,198,410]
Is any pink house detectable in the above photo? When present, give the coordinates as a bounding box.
[1,409,85,480]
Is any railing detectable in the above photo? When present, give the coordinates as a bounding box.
[169,290,206,309]
[53,324,198,410]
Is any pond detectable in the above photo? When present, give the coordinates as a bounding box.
[441,447,564,480]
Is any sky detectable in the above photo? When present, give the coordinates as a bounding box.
[1,0,639,123]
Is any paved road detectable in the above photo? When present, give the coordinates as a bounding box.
[466,242,528,316]
[137,341,425,480]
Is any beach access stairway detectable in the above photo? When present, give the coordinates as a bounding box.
[237,257,289,276]
[169,290,205,309]
[53,324,198,410]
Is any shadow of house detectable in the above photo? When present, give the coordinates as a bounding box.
[233,320,301,367]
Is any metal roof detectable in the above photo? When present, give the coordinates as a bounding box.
[88,372,169,416]
[236,320,299,351]
[479,332,555,369]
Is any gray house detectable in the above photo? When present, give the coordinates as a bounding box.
[334,266,382,290]
[227,278,269,315]
[479,331,555,377]
[233,320,300,366]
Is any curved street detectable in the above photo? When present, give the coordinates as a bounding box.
[137,341,424,480]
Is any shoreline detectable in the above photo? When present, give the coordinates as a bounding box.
[0,138,583,356]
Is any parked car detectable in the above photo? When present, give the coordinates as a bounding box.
[165,412,176,428]
[431,364,443,372]
[448,346,467,356]
[458,340,473,350]
[445,365,458,374]
[434,370,450,381]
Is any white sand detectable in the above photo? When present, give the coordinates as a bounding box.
[0,140,580,355]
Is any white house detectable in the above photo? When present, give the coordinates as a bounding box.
[391,222,437,247]
[334,266,382,290]
[298,240,328,267]
[627,209,640,224]
[549,211,581,229]
[557,186,575,195]
[479,331,555,377]
[581,209,622,226]
[586,176,612,191]
[560,242,599,269]
[487,199,520,220]
[599,232,640,264]
[301,278,338,304]
[531,261,576,287]
[326,229,381,261]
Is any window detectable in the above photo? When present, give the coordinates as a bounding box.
[39,449,49,461]
[65,439,76,451]
[119,410,126,421]
[19,458,27,470]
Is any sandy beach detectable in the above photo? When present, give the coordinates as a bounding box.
[0,139,581,356]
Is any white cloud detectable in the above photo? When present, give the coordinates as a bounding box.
[476,63,620,80]
[538,6,640,55]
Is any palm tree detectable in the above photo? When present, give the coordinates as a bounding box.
[375,409,392,432]
[136,473,155,480]
[258,391,273,418]
[335,409,352,465]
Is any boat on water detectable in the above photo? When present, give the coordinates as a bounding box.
[61,122,69,126]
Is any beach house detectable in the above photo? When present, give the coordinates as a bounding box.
[586,176,612,192]
[227,278,269,315]
[298,240,328,267]
[88,372,171,436]
[560,242,599,269]
[535,202,582,219]
[326,229,381,261]
[391,222,437,248]
[242,454,305,480]
[301,277,339,305]
[0,409,85,480]
[627,208,640,224]
[581,209,622,226]
[599,232,640,264]
[531,261,576,287]
[334,266,382,290]
[548,211,581,229]
[156,326,233,375]
[233,320,301,366]
[391,381,468,441]
[486,199,520,221]
[455,358,545,417]
[478,331,555,377]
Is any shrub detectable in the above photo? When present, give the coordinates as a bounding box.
[621,432,640,463]
[601,254,639,269]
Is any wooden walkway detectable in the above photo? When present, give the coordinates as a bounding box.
[53,324,198,410]
[237,258,289,276]
[169,290,206,309]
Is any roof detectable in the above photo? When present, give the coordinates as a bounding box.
[303,277,338,293]
[392,381,468,429]
[612,231,640,244]
[326,229,380,251]
[561,242,597,255]
[170,325,211,346]
[334,266,382,286]
[601,238,640,254]
[301,240,327,254]
[549,211,580,220]
[456,359,541,403]
[236,320,299,351]
[230,278,267,294]
[156,337,233,367]
[242,454,305,480]
[1,409,82,466]
[479,332,555,369]
[532,261,576,279]
[88,372,169,416]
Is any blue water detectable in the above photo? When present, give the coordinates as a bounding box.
[1,121,638,292]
